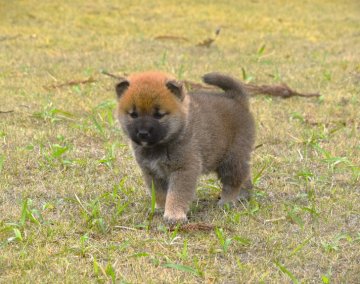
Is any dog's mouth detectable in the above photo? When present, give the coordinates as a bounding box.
[128,126,167,148]
[138,140,155,147]
[132,137,159,147]
[125,117,169,148]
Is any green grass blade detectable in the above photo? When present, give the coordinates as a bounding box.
[162,263,201,277]
[20,199,29,226]
[151,180,156,215]
[0,154,4,173]
[275,261,299,284]
[290,235,313,256]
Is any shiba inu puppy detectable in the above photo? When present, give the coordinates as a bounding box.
[115,71,255,224]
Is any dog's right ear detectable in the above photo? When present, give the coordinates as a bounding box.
[166,80,184,101]
[115,79,130,99]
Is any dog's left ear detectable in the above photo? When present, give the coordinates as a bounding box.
[115,78,130,99]
[166,80,184,101]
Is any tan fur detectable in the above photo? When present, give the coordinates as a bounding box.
[115,71,255,224]
[118,71,182,114]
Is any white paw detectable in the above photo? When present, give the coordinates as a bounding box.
[164,211,188,225]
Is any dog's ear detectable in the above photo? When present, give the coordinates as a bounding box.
[166,80,184,101]
[115,78,130,99]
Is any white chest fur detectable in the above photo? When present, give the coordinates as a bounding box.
[142,157,169,179]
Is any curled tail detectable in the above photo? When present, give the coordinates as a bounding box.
[202,72,248,101]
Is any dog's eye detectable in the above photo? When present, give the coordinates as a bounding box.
[153,111,166,119]
[129,111,138,118]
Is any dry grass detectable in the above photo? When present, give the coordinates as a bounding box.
[0,0,359,283]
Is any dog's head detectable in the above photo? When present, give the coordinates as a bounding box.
[115,71,187,147]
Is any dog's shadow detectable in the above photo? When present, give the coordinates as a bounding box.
[188,196,250,221]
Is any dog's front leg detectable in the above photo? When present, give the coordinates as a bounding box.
[164,169,199,224]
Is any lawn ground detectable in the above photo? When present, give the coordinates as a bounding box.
[0,0,359,282]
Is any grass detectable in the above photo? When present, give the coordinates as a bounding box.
[0,0,359,282]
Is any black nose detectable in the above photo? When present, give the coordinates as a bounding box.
[137,129,151,140]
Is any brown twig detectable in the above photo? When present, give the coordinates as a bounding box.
[196,27,221,48]
[101,70,126,80]
[102,71,320,99]
[244,83,320,98]
[0,110,14,114]
[113,225,138,231]
[168,222,234,233]
[44,77,96,90]
[177,223,216,232]
[196,38,215,48]
[0,35,21,42]
[154,35,189,42]
[184,80,321,98]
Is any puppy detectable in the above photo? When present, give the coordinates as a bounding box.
[115,71,255,224]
